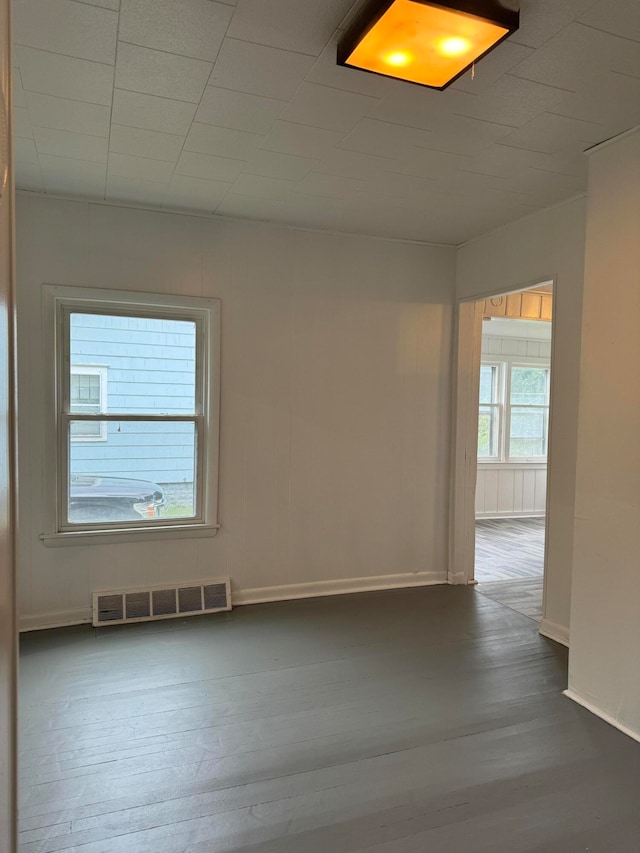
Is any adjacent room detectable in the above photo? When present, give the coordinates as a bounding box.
[1,1,639,851]
[474,286,553,622]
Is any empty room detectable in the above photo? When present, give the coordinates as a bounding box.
[1,1,640,851]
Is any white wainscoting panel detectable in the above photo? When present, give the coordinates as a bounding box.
[476,464,547,518]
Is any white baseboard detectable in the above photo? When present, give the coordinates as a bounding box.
[539,618,569,647]
[563,689,640,744]
[19,609,92,632]
[20,572,448,631]
[232,572,448,606]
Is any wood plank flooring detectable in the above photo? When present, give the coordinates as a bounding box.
[19,587,640,852]
[475,518,545,623]
[475,518,545,582]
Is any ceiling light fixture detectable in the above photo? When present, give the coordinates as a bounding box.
[337,0,519,90]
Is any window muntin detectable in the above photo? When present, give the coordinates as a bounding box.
[70,366,107,440]
[44,286,220,540]
[478,358,550,463]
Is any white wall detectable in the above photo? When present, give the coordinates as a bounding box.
[567,129,640,740]
[16,195,456,628]
[457,195,587,644]
[476,330,551,518]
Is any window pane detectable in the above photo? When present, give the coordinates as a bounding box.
[478,406,499,457]
[68,420,197,523]
[510,366,549,405]
[479,365,497,404]
[509,407,548,457]
[70,419,103,439]
[69,313,197,415]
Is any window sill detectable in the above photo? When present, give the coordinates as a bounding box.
[40,523,220,547]
[477,460,547,468]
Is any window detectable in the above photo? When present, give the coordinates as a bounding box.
[478,363,501,459]
[70,366,107,441]
[43,286,221,542]
[477,359,550,462]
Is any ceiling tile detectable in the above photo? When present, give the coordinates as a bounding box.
[14,159,44,191]
[13,106,33,139]
[210,39,315,100]
[163,174,232,212]
[115,42,212,103]
[245,149,318,181]
[230,173,297,200]
[76,0,120,9]
[294,170,368,199]
[513,0,602,49]
[414,114,515,156]
[184,122,263,160]
[282,82,380,132]
[14,136,40,165]
[260,120,344,159]
[175,150,246,182]
[108,152,176,182]
[316,147,398,180]
[13,68,27,107]
[498,113,609,155]
[13,0,118,64]
[385,146,471,180]
[17,45,114,105]
[367,88,477,132]
[511,23,640,91]
[338,118,433,158]
[578,0,640,42]
[26,91,111,136]
[111,89,197,135]
[195,86,285,134]
[451,41,535,94]
[39,154,107,196]
[106,174,169,206]
[109,124,185,162]
[554,71,640,131]
[454,76,571,128]
[119,0,233,62]
[227,0,355,57]
[33,126,108,162]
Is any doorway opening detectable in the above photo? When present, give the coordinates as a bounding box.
[472,285,553,622]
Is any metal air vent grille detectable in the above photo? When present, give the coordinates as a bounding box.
[93,578,231,626]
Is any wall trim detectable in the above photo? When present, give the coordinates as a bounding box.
[232,572,448,606]
[20,609,91,632]
[539,618,569,647]
[20,572,448,631]
[563,688,640,744]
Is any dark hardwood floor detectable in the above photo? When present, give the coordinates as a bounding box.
[19,586,640,852]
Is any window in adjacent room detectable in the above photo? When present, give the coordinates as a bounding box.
[477,359,550,462]
[42,286,221,541]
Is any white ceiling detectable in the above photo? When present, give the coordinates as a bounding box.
[11,0,640,244]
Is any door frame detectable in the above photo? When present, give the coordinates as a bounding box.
[449,279,557,600]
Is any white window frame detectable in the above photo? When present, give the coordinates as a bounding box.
[478,355,550,464]
[70,365,108,441]
[477,360,504,461]
[41,285,221,546]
